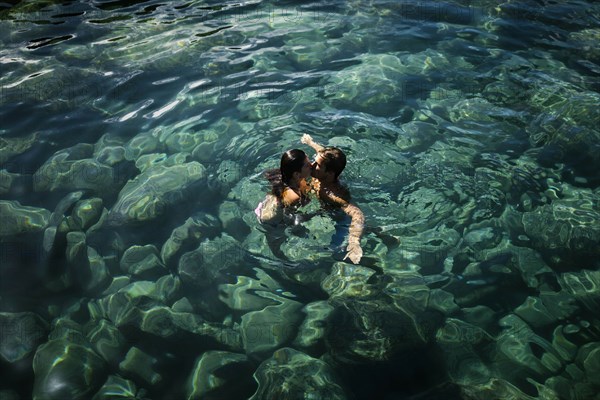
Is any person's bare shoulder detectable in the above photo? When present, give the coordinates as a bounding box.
[281,187,301,207]
[320,183,350,207]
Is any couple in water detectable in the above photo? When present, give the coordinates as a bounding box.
[255,134,364,264]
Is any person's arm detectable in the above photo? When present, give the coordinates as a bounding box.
[301,134,325,153]
[342,203,364,264]
[321,188,364,264]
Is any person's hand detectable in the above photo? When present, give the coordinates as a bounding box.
[344,242,363,264]
[301,133,313,145]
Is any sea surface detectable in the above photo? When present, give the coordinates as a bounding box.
[1,0,599,399]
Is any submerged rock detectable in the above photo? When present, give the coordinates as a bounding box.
[325,56,402,115]
[218,268,283,312]
[328,294,440,364]
[437,318,493,387]
[218,200,248,240]
[134,152,189,173]
[58,239,111,295]
[0,200,51,236]
[109,162,206,225]
[212,160,243,195]
[0,390,19,400]
[0,312,49,363]
[178,234,244,288]
[119,347,161,387]
[395,121,442,151]
[124,132,164,162]
[461,377,553,400]
[86,319,128,364]
[292,301,335,350]
[250,348,347,400]
[321,263,377,300]
[191,118,246,161]
[513,295,570,330]
[88,280,170,328]
[70,198,104,231]
[186,351,252,399]
[324,267,443,363]
[0,132,39,164]
[283,34,342,69]
[43,191,84,256]
[449,97,523,124]
[494,314,564,381]
[395,187,459,234]
[522,194,600,265]
[163,131,204,154]
[34,153,114,193]
[95,146,127,167]
[87,278,240,350]
[280,214,336,262]
[160,216,208,267]
[390,225,460,273]
[559,269,600,314]
[577,342,600,386]
[0,169,21,194]
[120,244,167,279]
[528,76,600,132]
[526,76,600,175]
[33,339,107,400]
[66,231,87,266]
[240,297,304,357]
[92,375,147,400]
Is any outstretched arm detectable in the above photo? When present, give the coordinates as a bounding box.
[342,203,364,264]
[301,134,325,153]
[321,188,364,264]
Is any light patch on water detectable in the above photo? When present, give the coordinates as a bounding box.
[146,99,180,119]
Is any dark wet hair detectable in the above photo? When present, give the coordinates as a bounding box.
[265,149,307,199]
[318,147,346,179]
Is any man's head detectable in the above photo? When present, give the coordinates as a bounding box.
[311,147,346,182]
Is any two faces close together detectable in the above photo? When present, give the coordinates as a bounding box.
[257,134,364,264]
[279,147,343,195]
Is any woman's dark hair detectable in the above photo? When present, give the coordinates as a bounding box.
[265,149,307,199]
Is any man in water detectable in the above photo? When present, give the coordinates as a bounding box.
[301,134,364,264]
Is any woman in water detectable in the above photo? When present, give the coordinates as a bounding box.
[255,149,312,260]
[255,148,312,224]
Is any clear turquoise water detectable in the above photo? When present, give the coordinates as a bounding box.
[1,1,600,399]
